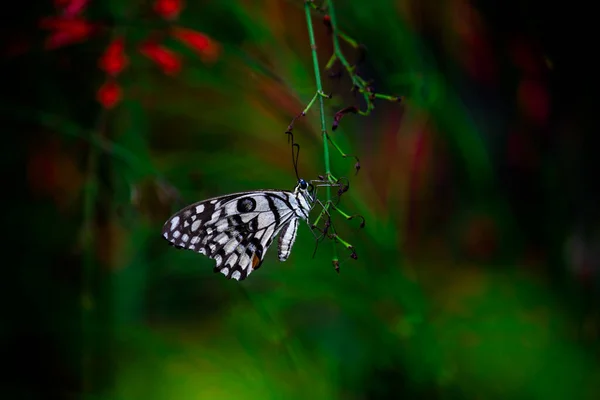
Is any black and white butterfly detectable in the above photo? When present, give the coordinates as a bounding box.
[162,179,320,281]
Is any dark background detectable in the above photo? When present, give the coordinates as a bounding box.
[4,0,600,398]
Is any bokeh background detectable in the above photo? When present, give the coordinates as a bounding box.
[5,0,600,398]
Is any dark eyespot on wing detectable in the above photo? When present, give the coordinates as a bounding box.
[236,197,256,213]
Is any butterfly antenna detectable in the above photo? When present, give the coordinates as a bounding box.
[310,217,331,259]
[293,142,301,181]
[285,129,302,181]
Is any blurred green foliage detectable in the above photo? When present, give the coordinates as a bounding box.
[5,0,600,399]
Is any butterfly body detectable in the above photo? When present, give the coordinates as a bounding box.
[162,180,314,281]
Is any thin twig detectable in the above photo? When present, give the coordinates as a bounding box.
[308,0,403,118]
[304,1,339,265]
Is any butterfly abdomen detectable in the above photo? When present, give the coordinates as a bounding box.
[277,218,299,262]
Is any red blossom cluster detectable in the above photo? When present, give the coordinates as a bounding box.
[42,0,220,109]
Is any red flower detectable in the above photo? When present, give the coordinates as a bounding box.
[99,37,128,75]
[154,0,183,20]
[40,17,96,49]
[139,41,181,75]
[171,27,220,63]
[54,0,89,18]
[97,80,122,108]
[172,27,208,51]
[323,15,332,31]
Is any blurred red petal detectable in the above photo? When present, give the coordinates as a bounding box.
[172,27,209,50]
[172,27,221,63]
[139,42,181,75]
[63,0,89,17]
[40,17,96,49]
[99,37,128,75]
[154,0,183,20]
[45,30,87,49]
[97,81,122,108]
[39,17,93,32]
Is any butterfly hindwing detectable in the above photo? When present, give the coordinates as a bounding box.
[162,190,305,280]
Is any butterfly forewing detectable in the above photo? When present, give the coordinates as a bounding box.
[162,189,310,281]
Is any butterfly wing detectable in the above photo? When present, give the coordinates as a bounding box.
[162,190,304,280]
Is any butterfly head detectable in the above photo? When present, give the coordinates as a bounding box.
[295,178,316,204]
[298,178,308,190]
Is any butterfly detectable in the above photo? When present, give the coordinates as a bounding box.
[162,179,320,281]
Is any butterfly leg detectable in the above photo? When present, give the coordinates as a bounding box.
[310,198,361,268]
[310,198,333,234]
[317,206,358,259]
[317,208,358,272]
[309,198,334,259]
[309,176,350,206]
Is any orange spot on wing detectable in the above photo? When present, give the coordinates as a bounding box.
[251,254,261,269]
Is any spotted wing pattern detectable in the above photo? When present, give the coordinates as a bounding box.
[162,189,311,281]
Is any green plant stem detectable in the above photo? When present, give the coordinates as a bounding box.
[81,118,101,393]
[326,5,352,74]
[326,2,398,115]
[326,3,368,111]
[302,90,329,114]
[304,1,338,263]
[304,3,329,178]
